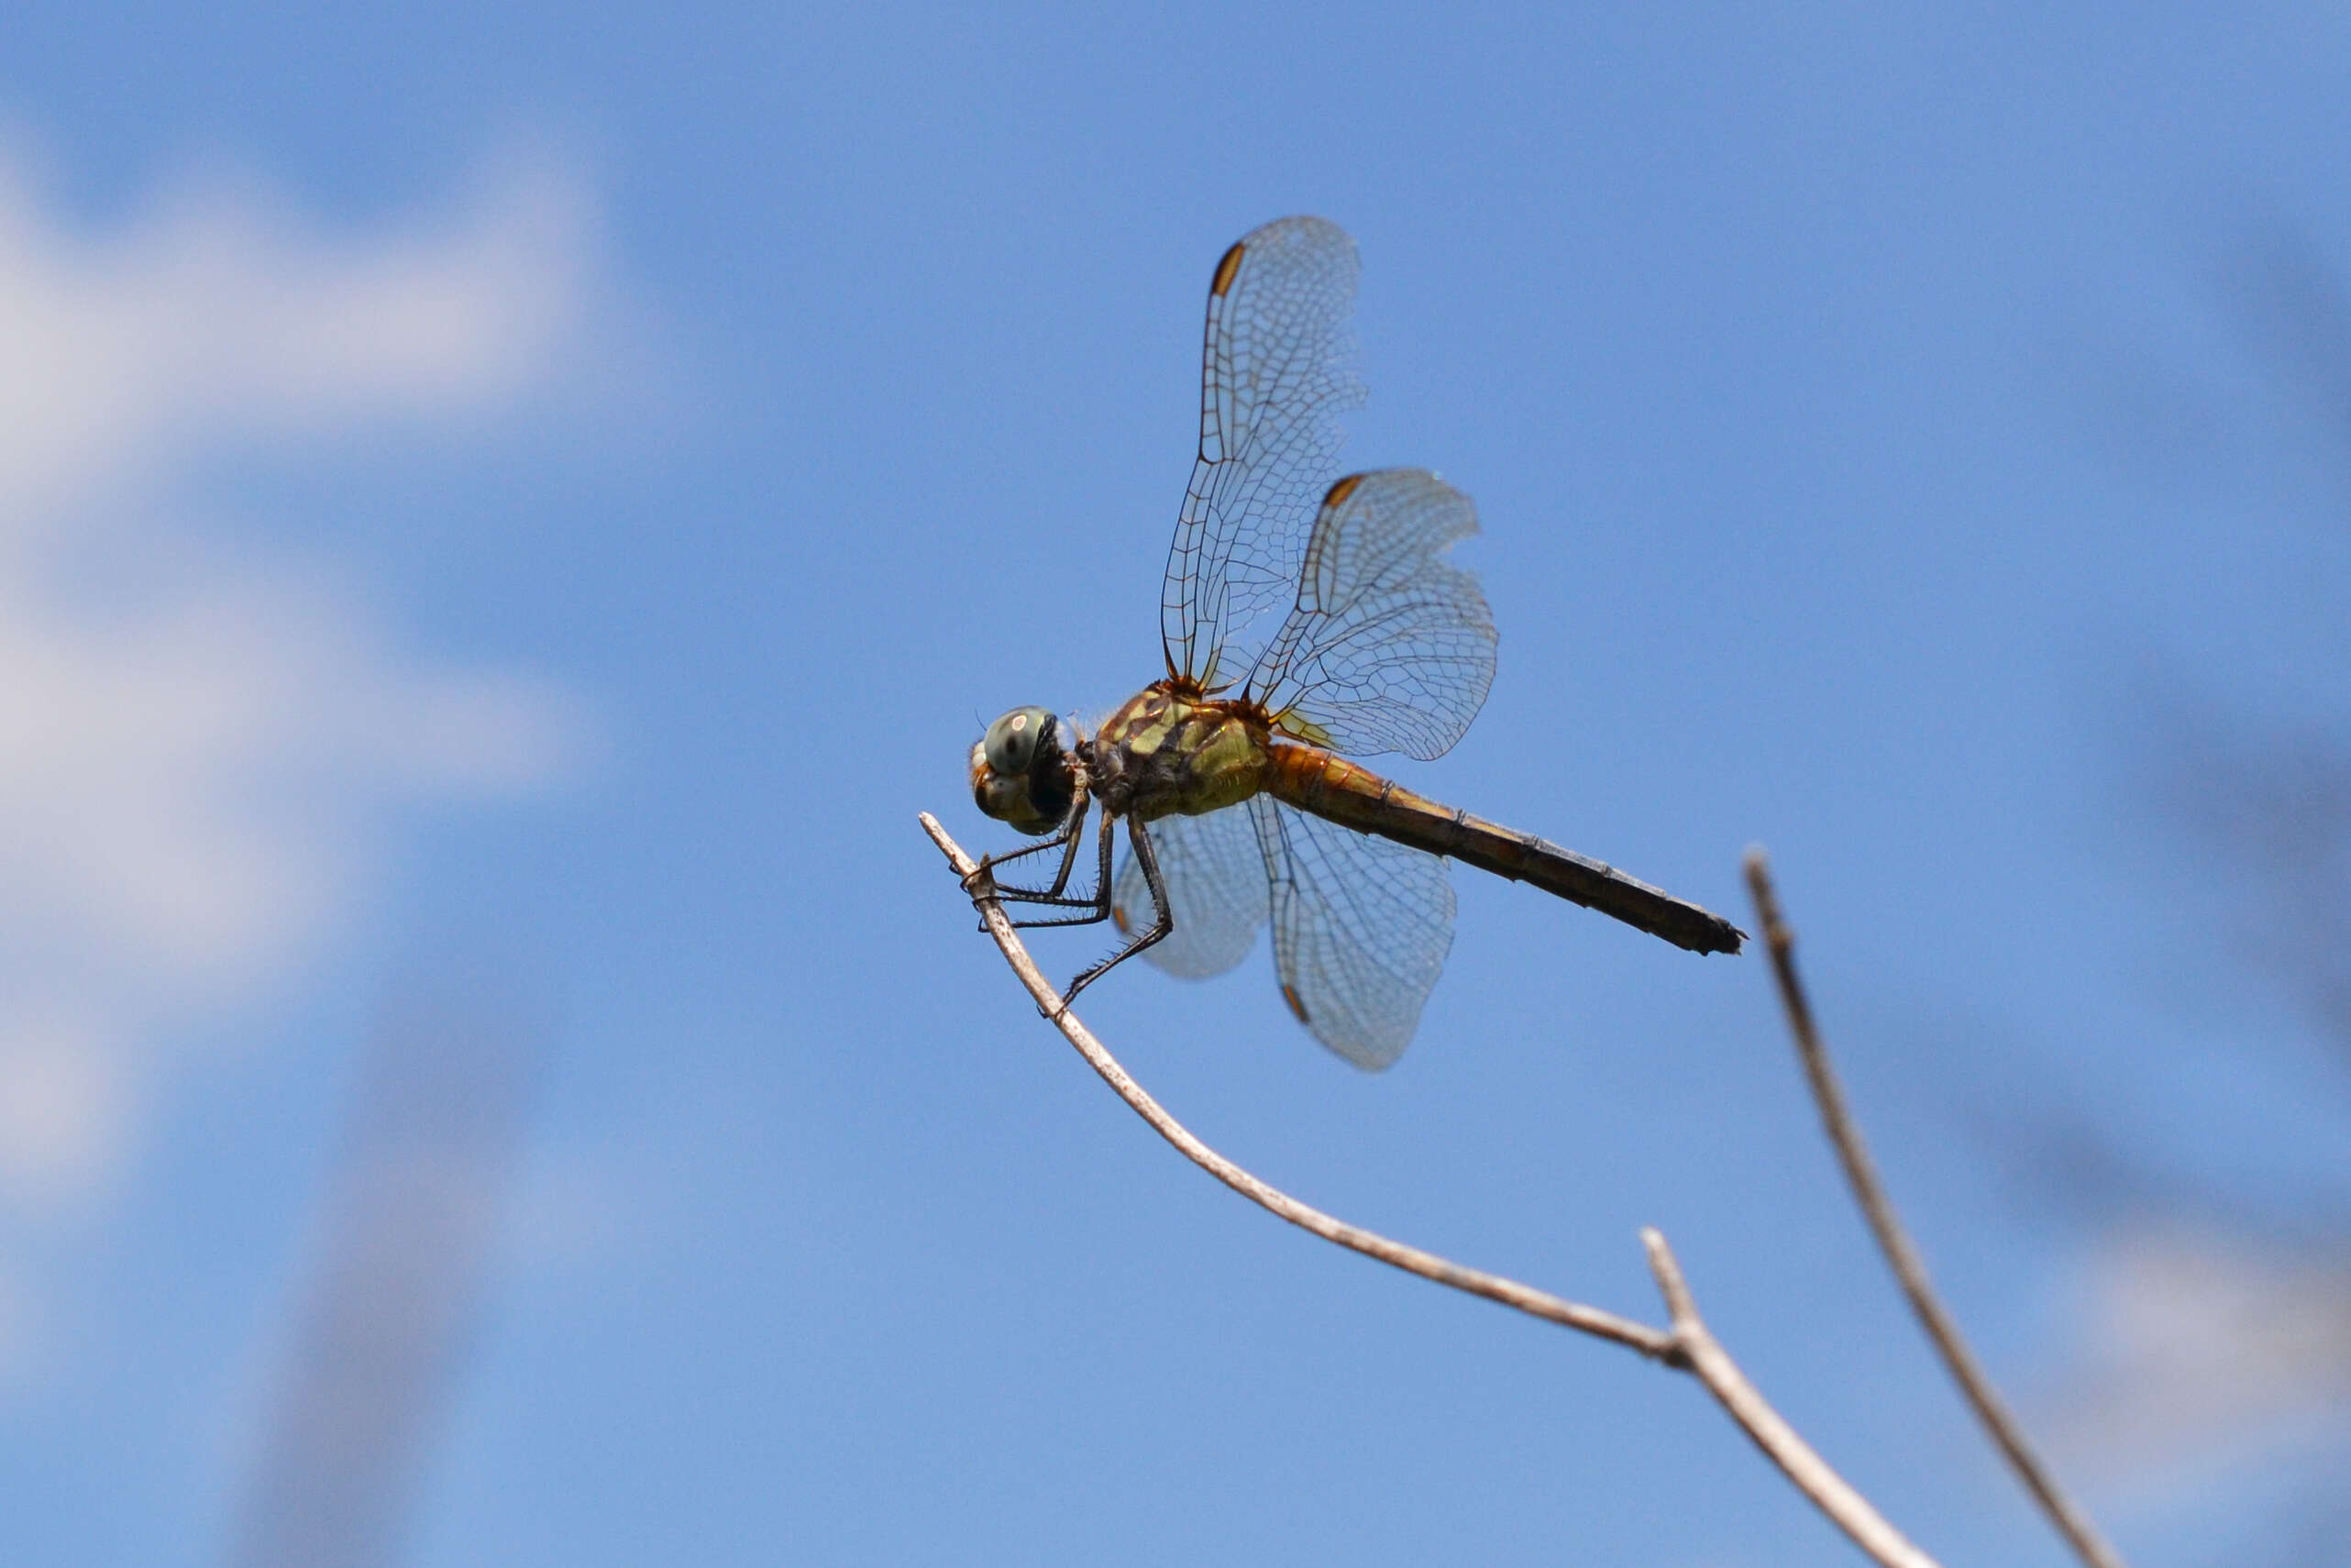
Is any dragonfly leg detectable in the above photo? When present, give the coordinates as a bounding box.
[969,797,1100,912]
[1058,814,1171,1011]
[1000,807,1119,933]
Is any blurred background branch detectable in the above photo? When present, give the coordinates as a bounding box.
[225,968,541,1568]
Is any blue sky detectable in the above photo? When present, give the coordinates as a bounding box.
[2,5,2348,1564]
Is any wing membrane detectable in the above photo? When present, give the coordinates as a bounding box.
[1163,216,1365,687]
[1245,469,1496,761]
[1110,795,1457,1069]
[1253,796,1455,1071]
[1111,805,1270,979]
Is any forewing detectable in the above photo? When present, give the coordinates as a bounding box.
[1253,796,1455,1071]
[1111,805,1272,979]
[1246,469,1496,762]
[1163,216,1365,687]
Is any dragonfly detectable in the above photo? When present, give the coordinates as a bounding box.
[967,215,1741,1069]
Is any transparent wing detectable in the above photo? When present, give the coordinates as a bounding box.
[1163,216,1365,688]
[1253,796,1455,1071]
[1244,469,1496,762]
[1111,805,1271,979]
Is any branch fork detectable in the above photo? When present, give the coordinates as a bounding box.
[927,811,2132,1568]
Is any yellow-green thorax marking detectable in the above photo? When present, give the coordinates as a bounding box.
[1087,681,1270,823]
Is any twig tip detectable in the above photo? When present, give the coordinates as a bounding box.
[919,811,978,877]
[1639,1226,1686,1301]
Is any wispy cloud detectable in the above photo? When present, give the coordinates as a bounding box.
[2052,1222,2351,1510]
[0,149,590,514]
[0,142,604,1255]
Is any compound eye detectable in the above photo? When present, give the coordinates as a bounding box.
[982,707,1055,776]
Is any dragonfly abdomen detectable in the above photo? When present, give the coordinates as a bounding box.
[1264,744,1744,955]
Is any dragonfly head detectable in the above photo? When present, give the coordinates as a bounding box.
[970,706,1076,834]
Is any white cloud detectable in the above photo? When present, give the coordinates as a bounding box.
[0,142,603,1236]
[0,149,587,515]
[0,1021,123,1206]
[2051,1221,2351,1504]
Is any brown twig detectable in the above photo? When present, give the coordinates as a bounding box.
[1640,1231,1941,1568]
[923,811,1940,1568]
[1743,848,2128,1568]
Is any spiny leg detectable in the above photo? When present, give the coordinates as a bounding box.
[1002,807,1119,932]
[967,797,1093,908]
[1060,814,1173,1009]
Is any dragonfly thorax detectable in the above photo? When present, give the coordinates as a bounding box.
[1086,681,1270,823]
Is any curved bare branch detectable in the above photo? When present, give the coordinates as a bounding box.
[924,811,1940,1568]
[1745,849,2127,1568]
